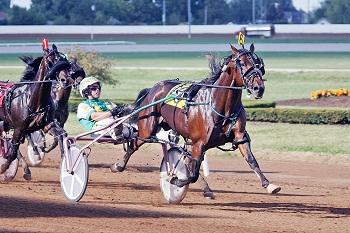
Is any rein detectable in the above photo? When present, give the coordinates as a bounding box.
[167,80,245,90]
[14,80,53,85]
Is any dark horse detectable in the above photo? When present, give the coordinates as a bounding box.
[0,45,72,177]
[20,55,85,166]
[113,44,281,194]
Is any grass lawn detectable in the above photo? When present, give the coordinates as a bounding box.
[105,52,350,70]
[3,68,350,102]
[2,51,350,101]
[2,52,350,69]
[246,122,350,156]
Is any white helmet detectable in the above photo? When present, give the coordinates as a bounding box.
[79,76,100,98]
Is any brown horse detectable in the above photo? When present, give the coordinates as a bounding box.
[113,44,281,194]
[0,44,71,178]
[20,55,85,167]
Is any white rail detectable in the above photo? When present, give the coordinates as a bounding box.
[0,24,349,35]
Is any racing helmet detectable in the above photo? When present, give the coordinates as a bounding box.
[79,76,100,98]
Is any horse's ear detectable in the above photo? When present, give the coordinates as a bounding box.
[250,43,255,53]
[52,44,58,52]
[230,44,238,55]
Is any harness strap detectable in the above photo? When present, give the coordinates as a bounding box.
[224,106,243,137]
[216,131,251,152]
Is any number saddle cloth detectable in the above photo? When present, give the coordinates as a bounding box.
[164,83,197,110]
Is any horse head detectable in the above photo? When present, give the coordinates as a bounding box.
[40,44,71,84]
[68,59,86,89]
[228,44,265,99]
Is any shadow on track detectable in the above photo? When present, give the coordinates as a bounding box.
[0,195,207,219]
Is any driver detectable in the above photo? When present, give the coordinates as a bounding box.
[77,76,124,138]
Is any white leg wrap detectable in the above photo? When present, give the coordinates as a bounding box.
[266,183,281,194]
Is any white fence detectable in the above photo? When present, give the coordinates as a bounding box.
[0,24,349,35]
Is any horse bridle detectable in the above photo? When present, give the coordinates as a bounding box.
[50,54,85,90]
[225,50,265,89]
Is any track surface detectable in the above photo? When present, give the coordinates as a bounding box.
[0,145,349,233]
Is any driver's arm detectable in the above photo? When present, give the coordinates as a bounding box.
[91,111,112,121]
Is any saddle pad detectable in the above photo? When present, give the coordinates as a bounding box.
[0,83,14,108]
[164,83,191,109]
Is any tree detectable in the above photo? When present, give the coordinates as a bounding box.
[265,0,296,23]
[0,0,10,11]
[193,0,231,24]
[7,5,45,24]
[120,0,161,25]
[320,0,350,23]
[228,0,253,24]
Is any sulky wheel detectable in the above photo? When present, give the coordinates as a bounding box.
[60,145,88,202]
[160,147,189,204]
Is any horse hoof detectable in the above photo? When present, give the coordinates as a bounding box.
[23,173,32,181]
[203,191,215,200]
[266,183,281,194]
[110,163,125,173]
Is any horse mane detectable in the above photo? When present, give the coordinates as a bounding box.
[200,53,232,85]
[19,56,43,81]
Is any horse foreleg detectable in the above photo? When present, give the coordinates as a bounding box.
[49,121,67,158]
[43,129,59,153]
[236,132,281,194]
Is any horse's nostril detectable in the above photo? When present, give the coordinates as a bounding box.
[253,86,259,91]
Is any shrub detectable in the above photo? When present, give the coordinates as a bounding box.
[246,108,350,124]
[66,46,116,85]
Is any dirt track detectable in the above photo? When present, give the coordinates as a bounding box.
[0,144,349,233]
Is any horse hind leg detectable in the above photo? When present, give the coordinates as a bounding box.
[110,138,142,173]
[198,173,215,199]
[111,107,159,173]
[236,132,281,194]
[20,151,32,181]
[170,143,205,187]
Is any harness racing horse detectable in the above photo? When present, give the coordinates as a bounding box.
[113,44,281,195]
[20,56,85,166]
[0,44,72,179]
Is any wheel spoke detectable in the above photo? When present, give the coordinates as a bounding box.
[69,175,75,197]
[75,173,84,187]
[61,170,71,180]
